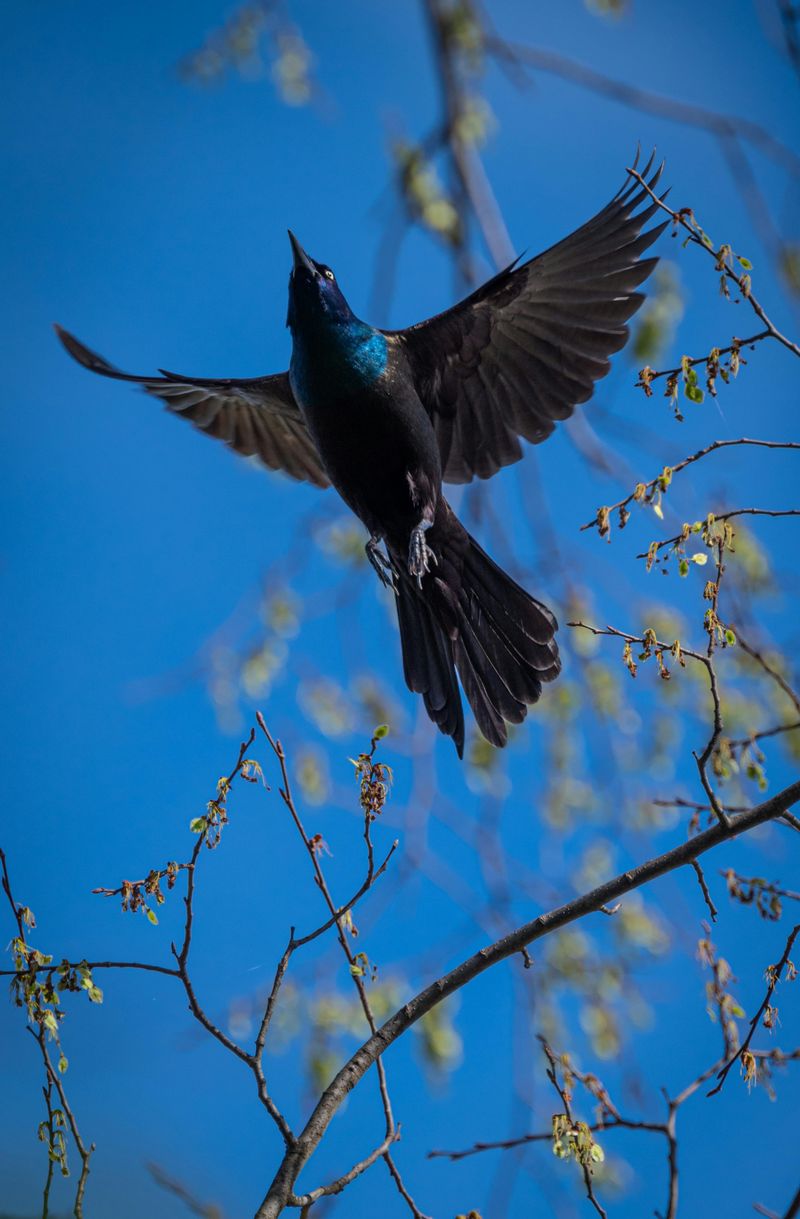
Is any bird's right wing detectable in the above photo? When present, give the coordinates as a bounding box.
[55,326,330,488]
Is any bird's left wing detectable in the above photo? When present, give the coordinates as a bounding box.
[385,159,667,484]
[55,326,330,488]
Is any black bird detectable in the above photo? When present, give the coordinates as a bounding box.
[56,159,666,757]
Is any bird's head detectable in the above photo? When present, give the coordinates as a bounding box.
[286,231,354,333]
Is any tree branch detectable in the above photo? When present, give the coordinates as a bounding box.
[253,777,800,1217]
[484,35,800,179]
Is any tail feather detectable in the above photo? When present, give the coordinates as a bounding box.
[456,602,529,721]
[396,580,465,755]
[464,535,558,654]
[460,593,546,707]
[453,633,510,748]
[393,512,560,755]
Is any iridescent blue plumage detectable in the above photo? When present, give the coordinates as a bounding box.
[290,318,387,407]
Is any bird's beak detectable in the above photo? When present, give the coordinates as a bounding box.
[288,230,316,276]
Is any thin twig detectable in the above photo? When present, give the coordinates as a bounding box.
[691,861,718,921]
[709,923,800,1096]
[625,165,800,361]
[157,728,296,1145]
[148,1161,224,1218]
[721,870,800,907]
[39,1075,56,1218]
[256,714,416,1213]
[288,1129,400,1207]
[2,847,95,1217]
[728,720,800,750]
[569,621,729,825]
[581,439,800,535]
[30,1026,95,1217]
[0,959,180,980]
[540,1038,607,1218]
[639,509,800,560]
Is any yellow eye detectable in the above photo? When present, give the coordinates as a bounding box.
[324,269,335,280]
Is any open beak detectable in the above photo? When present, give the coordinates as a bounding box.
[288,230,316,276]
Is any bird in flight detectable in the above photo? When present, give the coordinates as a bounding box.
[56,159,666,757]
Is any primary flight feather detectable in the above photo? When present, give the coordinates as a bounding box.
[56,157,667,756]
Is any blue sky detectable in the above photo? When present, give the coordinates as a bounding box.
[2,2,799,1217]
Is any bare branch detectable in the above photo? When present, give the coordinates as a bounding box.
[709,923,800,1096]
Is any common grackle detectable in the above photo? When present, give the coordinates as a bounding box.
[56,157,667,757]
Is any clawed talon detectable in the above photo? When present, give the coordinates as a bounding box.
[366,538,397,591]
[408,522,437,588]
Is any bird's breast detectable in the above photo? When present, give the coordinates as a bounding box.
[289,332,441,538]
[289,325,388,408]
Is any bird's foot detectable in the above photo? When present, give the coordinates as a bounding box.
[366,536,396,591]
[408,520,437,588]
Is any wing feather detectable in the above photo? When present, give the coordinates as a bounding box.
[54,326,329,488]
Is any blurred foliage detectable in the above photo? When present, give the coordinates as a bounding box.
[631,263,684,364]
[438,0,485,68]
[226,977,463,1093]
[179,2,315,105]
[585,0,630,16]
[393,141,464,248]
[779,242,800,298]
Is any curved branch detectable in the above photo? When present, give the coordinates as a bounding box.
[253,778,800,1217]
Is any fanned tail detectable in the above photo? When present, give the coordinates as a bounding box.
[393,509,560,755]
[395,578,466,756]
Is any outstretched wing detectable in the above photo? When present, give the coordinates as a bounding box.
[387,158,668,484]
[55,326,329,488]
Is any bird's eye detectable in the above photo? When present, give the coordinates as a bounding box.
[324,268,335,280]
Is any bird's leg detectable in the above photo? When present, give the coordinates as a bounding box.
[365,535,396,590]
[408,518,437,588]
